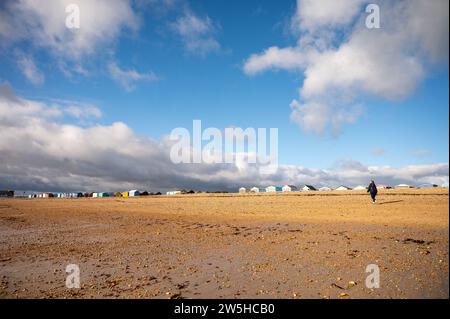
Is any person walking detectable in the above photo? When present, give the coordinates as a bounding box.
[367,180,378,203]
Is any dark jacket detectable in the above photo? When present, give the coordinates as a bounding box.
[367,181,378,194]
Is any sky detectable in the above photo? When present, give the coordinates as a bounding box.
[0,0,449,192]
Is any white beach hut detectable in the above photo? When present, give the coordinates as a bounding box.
[335,186,351,191]
[282,185,298,192]
[250,187,259,193]
[129,190,140,197]
[395,184,412,189]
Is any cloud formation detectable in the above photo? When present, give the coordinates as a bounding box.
[16,52,45,86]
[108,62,158,91]
[0,0,139,60]
[0,0,147,91]
[171,11,221,56]
[0,0,220,88]
[0,84,447,192]
[244,0,449,135]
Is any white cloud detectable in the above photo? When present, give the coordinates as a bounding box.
[108,62,158,91]
[57,61,90,78]
[171,11,221,56]
[244,0,449,135]
[16,53,45,86]
[0,0,139,60]
[61,103,102,120]
[243,46,309,75]
[292,0,365,32]
[0,0,140,80]
[0,84,447,192]
[289,98,364,136]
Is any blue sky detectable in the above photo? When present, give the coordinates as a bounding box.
[0,0,448,191]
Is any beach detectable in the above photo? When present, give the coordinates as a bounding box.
[0,188,448,299]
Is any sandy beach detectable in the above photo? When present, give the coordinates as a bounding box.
[0,188,448,299]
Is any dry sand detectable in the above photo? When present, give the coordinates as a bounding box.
[0,188,448,299]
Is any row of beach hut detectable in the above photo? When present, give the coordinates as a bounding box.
[238,183,443,193]
[26,190,142,199]
[8,182,447,199]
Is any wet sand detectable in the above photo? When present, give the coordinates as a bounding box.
[0,188,448,299]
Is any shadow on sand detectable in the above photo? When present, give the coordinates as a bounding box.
[377,200,404,205]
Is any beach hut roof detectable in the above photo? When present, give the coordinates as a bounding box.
[335,185,351,190]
